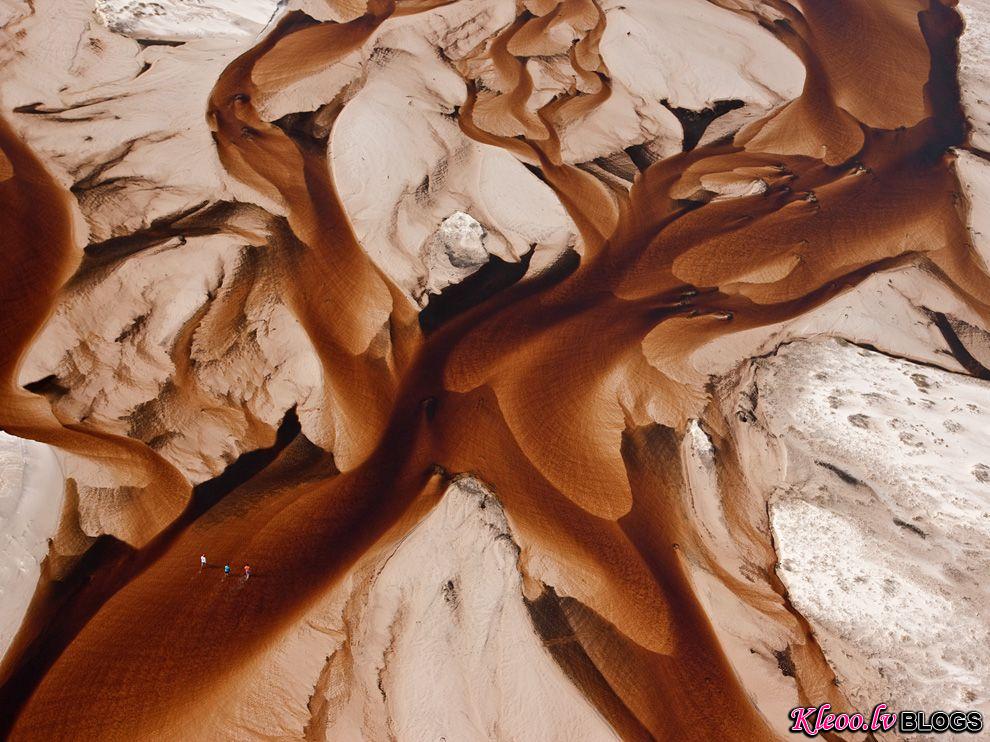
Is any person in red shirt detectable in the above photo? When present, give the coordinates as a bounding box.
[243,564,251,580]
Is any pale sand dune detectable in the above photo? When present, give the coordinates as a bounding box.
[732,339,990,739]
[0,0,988,738]
[95,0,282,41]
[599,0,804,112]
[956,150,990,271]
[327,2,581,303]
[0,433,64,662]
[135,478,620,740]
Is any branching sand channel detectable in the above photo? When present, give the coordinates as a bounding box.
[1,0,989,739]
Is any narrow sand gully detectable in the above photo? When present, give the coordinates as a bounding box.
[1,0,988,739]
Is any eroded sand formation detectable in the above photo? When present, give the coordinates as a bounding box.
[0,0,989,739]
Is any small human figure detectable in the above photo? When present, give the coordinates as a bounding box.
[200,554,207,570]
[224,563,231,576]
[243,564,251,580]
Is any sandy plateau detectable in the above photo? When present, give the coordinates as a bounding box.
[0,0,989,740]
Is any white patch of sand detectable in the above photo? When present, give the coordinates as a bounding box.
[1,0,284,246]
[958,0,990,153]
[19,234,325,490]
[94,0,282,41]
[598,0,804,155]
[679,420,806,740]
[736,338,990,737]
[0,432,65,662]
[686,266,982,385]
[600,0,804,111]
[955,149,990,271]
[204,478,620,741]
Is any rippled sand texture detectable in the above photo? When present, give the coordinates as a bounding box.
[1,0,989,739]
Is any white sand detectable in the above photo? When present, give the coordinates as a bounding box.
[94,0,282,41]
[0,432,65,662]
[735,338,990,739]
[955,150,990,271]
[598,0,804,156]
